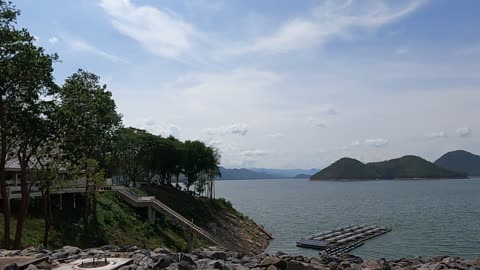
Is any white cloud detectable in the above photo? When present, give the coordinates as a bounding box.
[226,0,427,55]
[427,131,447,139]
[240,150,271,157]
[48,36,59,44]
[395,48,409,55]
[308,118,327,128]
[319,104,337,115]
[351,140,361,147]
[69,39,124,63]
[267,133,285,138]
[204,122,248,136]
[365,138,388,147]
[99,0,202,60]
[456,127,472,137]
[126,118,181,138]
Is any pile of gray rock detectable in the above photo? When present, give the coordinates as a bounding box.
[1,245,479,270]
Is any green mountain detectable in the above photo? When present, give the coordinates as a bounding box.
[435,150,480,176]
[311,155,466,180]
[311,158,381,180]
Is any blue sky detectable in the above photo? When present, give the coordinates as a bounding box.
[15,0,480,169]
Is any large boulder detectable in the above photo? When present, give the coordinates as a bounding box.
[287,261,314,270]
[208,251,228,261]
[4,263,19,270]
[261,256,287,269]
[154,257,175,269]
[180,254,196,266]
[154,248,173,255]
[62,246,81,254]
[178,261,197,270]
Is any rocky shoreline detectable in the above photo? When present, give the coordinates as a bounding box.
[1,245,479,270]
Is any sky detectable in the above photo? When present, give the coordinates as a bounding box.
[14,0,480,169]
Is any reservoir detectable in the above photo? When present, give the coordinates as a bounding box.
[216,178,480,259]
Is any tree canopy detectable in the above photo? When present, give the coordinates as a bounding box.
[0,0,221,248]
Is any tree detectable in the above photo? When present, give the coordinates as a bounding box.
[0,0,24,249]
[82,158,104,226]
[182,140,221,194]
[0,0,58,248]
[31,144,70,247]
[57,70,121,226]
[112,127,151,186]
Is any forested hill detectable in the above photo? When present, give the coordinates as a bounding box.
[434,150,480,176]
[311,155,466,180]
[217,167,281,180]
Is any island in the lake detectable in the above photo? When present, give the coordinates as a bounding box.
[310,154,467,180]
[434,150,480,176]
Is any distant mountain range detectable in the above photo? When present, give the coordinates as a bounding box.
[217,167,317,180]
[434,150,480,176]
[247,168,319,178]
[218,150,479,181]
[217,167,280,180]
[310,155,466,180]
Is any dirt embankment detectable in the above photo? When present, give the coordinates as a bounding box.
[145,185,272,255]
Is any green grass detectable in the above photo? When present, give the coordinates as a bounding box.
[0,192,203,250]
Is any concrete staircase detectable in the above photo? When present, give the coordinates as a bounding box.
[113,186,227,249]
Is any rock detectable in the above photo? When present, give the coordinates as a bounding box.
[208,251,228,261]
[194,259,223,270]
[178,261,197,270]
[21,247,37,256]
[318,254,335,265]
[25,265,39,270]
[464,258,480,266]
[120,246,139,252]
[339,254,363,264]
[153,248,172,254]
[328,261,339,270]
[87,249,105,256]
[432,256,447,263]
[132,253,147,264]
[287,260,313,270]
[267,266,278,270]
[350,263,362,270]
[224,263,249,270]
[62,246,81,254]
[340,261,351,269]
[4,263,19,270]
[276,251,288,257]
[118,265,138,270]
[180,254,196,266]
[209,260,224,269]
[154,256,175,269]
[261,256,287,268]
[36,261,52,270]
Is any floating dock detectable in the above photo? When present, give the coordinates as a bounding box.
[296,224,391,255]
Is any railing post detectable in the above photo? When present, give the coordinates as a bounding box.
[148,206,156,224]
[186,230,193,252]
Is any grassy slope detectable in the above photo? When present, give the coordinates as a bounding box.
[0,192,201,251]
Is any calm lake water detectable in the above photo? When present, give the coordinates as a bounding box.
[215,178,480,259]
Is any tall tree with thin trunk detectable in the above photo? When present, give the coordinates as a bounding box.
[0,0,57,248]
[10,40,58,249]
